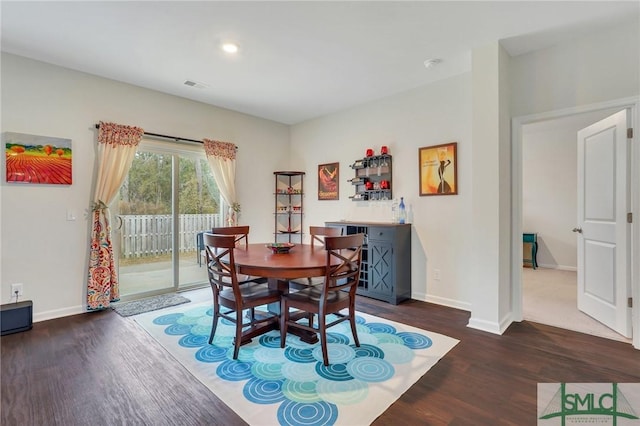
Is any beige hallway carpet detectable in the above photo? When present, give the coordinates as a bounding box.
[522,267,631,344]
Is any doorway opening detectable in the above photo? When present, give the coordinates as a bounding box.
[511,97,640,348]
[111,138,223,300]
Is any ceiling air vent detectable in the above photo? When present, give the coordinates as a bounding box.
[183,80,209,89]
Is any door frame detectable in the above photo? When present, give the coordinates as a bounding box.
[115,139,218,301]
[511,96,640,349]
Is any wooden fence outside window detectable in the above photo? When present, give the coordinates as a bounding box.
[119,214,222,258]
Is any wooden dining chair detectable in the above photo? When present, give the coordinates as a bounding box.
[204,233,281,359]
[210,225,250,248]
[289,226,343,290]
[210,225,265,284]
[280,233,364,366]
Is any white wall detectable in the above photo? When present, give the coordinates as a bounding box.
[467,42,513,334]
[290,73,473,310]
[522,121,578,269]
[0,53,289,320]
[510,17,639,117]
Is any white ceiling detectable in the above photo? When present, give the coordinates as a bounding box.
[1,1,638,125]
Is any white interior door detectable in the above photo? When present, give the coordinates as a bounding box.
[576,109,631,337]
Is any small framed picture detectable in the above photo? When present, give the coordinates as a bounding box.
[419,142,457,196]
[318,162,339,200]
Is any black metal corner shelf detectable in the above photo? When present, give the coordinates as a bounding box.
[273,171,305,243]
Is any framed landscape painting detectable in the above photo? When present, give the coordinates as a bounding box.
[318,162,339,200]
[4,132,72,185]
[419,142,457,196]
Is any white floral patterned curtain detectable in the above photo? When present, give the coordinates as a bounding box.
[203,139,237,225]
[87,121,143,311]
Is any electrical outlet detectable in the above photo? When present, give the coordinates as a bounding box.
[433,269,441,280]
[11,283,24,298]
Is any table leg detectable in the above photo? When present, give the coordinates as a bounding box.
[267,278,289,314]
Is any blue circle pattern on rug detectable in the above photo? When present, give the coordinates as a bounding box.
[152,308,433,426]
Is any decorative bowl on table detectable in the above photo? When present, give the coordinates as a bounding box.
[266,242,295,254]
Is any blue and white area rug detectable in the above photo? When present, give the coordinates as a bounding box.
[134,302,459,426]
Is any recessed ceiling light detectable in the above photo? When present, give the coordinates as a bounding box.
[423,58,442,69]
[222,43,239,54]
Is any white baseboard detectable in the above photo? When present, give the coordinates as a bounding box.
[416,292,509,334]
[34,305,85,323]
[537,263,577,271]
[467,314,512,335]
[412,292,471,312]
[467,316,504,334]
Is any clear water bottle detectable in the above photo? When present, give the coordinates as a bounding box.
[391,198,398,223]
[398,197,406,224]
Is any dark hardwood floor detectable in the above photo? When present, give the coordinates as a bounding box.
[2,297,638,425]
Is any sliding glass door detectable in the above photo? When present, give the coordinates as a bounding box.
[112,140,222,299]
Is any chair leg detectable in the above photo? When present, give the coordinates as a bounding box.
[349,315,360,347]
[280,298,287,348]
[208,309,219,345]
[209,296,220,344]
[319,314,329,366]
[233,310,242,359]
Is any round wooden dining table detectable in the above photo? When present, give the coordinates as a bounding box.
[232,243,333,281]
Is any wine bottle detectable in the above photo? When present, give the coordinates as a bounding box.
[398,197,406,224]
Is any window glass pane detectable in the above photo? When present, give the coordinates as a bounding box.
[116,151,173,295]
[119,151,172,215]
[178,156,221,288]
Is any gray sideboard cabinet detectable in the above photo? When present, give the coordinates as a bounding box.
[325,221,411,304]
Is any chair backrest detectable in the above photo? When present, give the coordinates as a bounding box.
[203,233,241,295]
[196,231,205,250]
[323,233,364,293]
[211,225,250,249]
[309,226,343,249]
